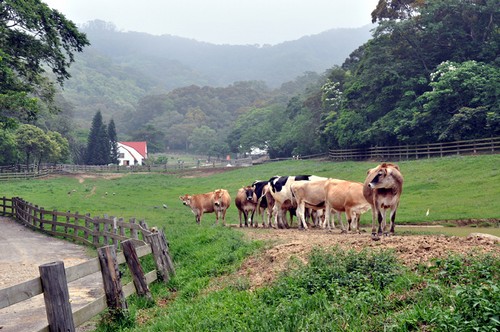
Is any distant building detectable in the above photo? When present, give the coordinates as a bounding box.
[117,141,147,166]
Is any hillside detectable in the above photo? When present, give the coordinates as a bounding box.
[59,21,374,125]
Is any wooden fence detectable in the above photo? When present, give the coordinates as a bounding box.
[0,197,175,331]
[328,136,500,161]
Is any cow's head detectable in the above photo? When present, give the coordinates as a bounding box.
[179,194,192,206]
[243,186,255,201]
[213,189,225,207]
[367,163,401,189]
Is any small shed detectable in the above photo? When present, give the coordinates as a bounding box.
[117,141,148,166]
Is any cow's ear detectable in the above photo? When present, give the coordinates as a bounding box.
[393,164,400,171]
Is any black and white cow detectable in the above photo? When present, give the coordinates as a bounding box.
[268,175,326,229]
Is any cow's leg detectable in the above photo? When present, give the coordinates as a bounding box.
[388,208,397,235]
[377,210,384,235]
[296,203,307,230]
[267,207,274,228]
[214,210,220,225]
[250,210,257,227]
[222,208,227,226]
[243,211,248,227]
[337,211,346,233]
[238,211,243,227]
[370,207,378,238]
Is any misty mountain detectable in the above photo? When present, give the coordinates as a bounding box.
[61,21,374,124]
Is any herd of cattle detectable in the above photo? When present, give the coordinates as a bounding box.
[179,163,404,239]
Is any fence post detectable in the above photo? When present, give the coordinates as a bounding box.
[145,231,175,283]
[93,217,100,246]
[39,261,75,332]
[98,245,128,315]
[121,240,153,301]
[51,210,57,233]
[39,207,45,230]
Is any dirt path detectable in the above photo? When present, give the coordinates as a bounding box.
[224,226,499,291]
[0,217,103,332]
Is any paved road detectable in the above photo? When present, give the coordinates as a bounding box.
[0,217,103,331]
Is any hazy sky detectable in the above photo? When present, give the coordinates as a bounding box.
[43,0,379,45]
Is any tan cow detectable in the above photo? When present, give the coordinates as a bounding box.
[363,163,404,239]
[290,179,328,230]
[235,186,258,227]
[323,179,371,233]
[179,189,231,225]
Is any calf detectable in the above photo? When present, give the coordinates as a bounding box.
[324,179,371,233]
[235,186,258,227]
[363,163,404,239]
[179,189,231,225]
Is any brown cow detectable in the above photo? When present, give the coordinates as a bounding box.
[179,189,231,225]
[363,163,404,239]
[324,179,371,233]
[213,189,231,226]
[235,186,258,227]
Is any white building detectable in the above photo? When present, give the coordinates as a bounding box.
[117,141,147,166]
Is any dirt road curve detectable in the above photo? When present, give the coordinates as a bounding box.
[0,217,103,332]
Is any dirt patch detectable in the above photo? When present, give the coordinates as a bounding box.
[218,227,499,291]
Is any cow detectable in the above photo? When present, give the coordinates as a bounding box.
[290,179,328,230]
[252,180,275,228]
[179,189,231,225]
[235,186,258,227]
[323,179,371,233]
[268,175,327,229]
[363,163,404,240]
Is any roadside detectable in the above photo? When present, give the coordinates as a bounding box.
[0,217,103,332]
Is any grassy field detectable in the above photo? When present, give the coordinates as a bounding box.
[1,154,499,331]
[1,154,498,226]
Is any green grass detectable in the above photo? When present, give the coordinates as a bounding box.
[2,154,498,226]
[0,155,499,331]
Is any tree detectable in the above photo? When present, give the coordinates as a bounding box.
[107,119,119,164]
[85,111,109,165]
[46,131,70,163]
[411,61,500,141]
[0,0,89,128]
[15,124,49,168]
[0,129,18,165]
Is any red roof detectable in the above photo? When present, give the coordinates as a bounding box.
[119,141,147,158]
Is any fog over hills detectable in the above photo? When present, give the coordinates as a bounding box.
[61,21,374,124]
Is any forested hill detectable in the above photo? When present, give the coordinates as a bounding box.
[60,21,373,125]
[80,21,373,88]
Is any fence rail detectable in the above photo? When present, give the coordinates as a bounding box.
[328,136,500,161]
[0,197,175,331]
[10,197,152,248]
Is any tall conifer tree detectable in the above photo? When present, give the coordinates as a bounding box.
[85,111,109,165]
[108,119,119,164]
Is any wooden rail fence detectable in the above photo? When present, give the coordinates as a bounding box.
[0,197,175,331]
[329,136,500,161]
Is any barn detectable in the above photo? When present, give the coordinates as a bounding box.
[117,141,148,166]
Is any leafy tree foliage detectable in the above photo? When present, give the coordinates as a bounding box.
[85,111,110,165]
[15,124,69,167]
[0,0,89,128]
[0,129,17,165]
[321,0,500,148]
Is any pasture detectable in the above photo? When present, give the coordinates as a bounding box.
[1,154,499,331]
